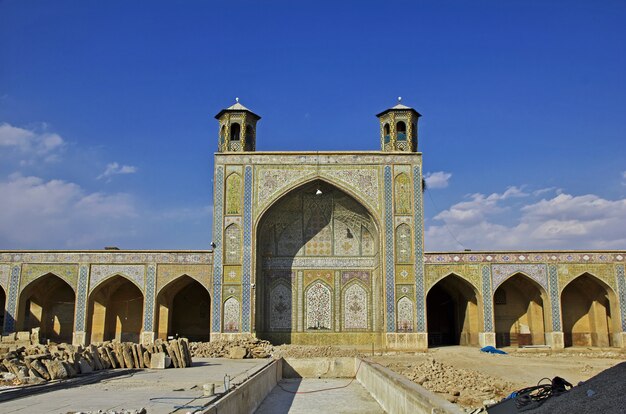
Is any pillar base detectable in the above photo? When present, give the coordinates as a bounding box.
[385,332,428,351]
[612,332,626,348]
[210,332,255,342]
[479,332,496,348]
[72,331,87,346]
[141,331,155,345]
[545,332,564,349]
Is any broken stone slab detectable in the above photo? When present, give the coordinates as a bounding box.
[172,340,185,368]
[122,344,134,368]
[150,352,171,369]
[77,357,93,374]
[29,359,50,380]
[131,344,140,369]
[43,360,69,380]
[104,347,118,369]
[165,343,179,368]
[143,350,151,368]
[15,332,30,342]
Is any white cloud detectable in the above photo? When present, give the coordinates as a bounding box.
[426,187,626,250]
[424,171,452,189]
[0,123,65,163]
[0,173,138,248]
[97,162,138,180]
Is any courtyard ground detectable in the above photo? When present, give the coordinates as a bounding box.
[370,345,625,410]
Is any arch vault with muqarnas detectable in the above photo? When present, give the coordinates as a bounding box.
[211,99,428,348]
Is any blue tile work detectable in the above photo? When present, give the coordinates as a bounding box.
[74,265,89,331]
[413,165,426,332]
[548,265,561,331]
[212,166,224,332]
[143,264,156,331]
[615,264,626,331]
[4,265,21,332]
[481,265,494,331]
[384,166,395,332]
[242,166,253,332]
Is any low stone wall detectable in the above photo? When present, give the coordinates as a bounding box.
[282,357,356,378]
[356,358,463,414]
[202,358,281,414]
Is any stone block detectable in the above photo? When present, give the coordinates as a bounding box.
[228,346,247,359]
[77,357,93,374]
[150,352,171,369]
[44,360,69,380]
[16,332,30,342]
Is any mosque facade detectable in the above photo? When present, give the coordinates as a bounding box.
[1,101,625,350]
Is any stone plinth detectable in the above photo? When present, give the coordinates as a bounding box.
[479,332,496,348]
[385,333,428,351]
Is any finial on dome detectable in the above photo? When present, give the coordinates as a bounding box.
[235,97,239,103]
[397,96,402,103]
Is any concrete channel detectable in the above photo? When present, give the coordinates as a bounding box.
[205,357,463,414]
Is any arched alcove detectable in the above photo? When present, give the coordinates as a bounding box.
[230,123,241,141]
[156,275,211,341]
[87,275,143,343]
[17,274,75,344]
[255,179,381,344]
[493,273,547,347]
[396,121,407,140]
[561,273,619,347]
[426,274,481,347]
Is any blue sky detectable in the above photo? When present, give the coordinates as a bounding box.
[1,1,625,251]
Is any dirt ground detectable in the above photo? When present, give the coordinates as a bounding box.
[371,346,626,410]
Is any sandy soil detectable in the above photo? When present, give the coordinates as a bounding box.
[370,346,625,410]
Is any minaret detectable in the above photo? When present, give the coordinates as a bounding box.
[376,97,421,152]
[214,98,261,152]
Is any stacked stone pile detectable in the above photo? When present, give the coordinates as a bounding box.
[189,338,273,359]
[0,338,192,386]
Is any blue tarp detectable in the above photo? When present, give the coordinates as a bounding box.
[480,345,507,354]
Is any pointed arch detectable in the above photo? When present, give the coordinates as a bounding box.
[255,176,382,227]
[225,173,243,215]
[426,273,482,346]
[397,296,414,332]
[223,296,241,333]
[155,275,211,341]
[224,223,242,264]
[255,178,382,343]
[394,173,411,215]
[493,273,548,347]
[87,274,144,343]
[305,281,332,331]
[230,122,241,140]
[343,281,368,330]
[561,273,620,347]
[17,273,75,343]
[396,121,407,140]
[268,281,292,331]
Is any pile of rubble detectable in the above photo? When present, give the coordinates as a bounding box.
[272,345,365,359]
[0,338,192,386]
[189,337,273,359]
[381,357,516,409]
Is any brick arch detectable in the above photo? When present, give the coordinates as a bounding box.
[427,271,482,297]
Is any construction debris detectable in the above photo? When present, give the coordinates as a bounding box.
[189,338,274,358]
[0,338,192,386]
